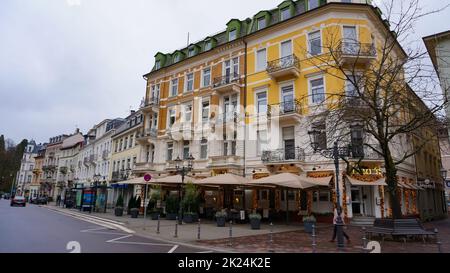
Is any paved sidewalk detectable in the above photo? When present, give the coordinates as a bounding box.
[44,204,449,253]
[44,204,309,243]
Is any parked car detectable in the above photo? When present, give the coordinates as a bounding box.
[3,193,11,200]
[31,197,48,205]
[10,196,26,207]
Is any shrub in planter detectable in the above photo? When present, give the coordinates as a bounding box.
[249,213,262,230]
[130,208,139,218]
[165,195,179,220]
[302,215,317,233]
[114,195,124,217]
[181,182,199,224]
[127,195,136,214]
[215,210,227,227]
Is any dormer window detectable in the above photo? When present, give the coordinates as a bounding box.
[257,17,266,30]
[188,47,195,57]
[308,0,319,10]
[229,29,237,41]
[174,54,180,63]
[205,41,212,51]
[155,60,161,70]
[280,7,291,21]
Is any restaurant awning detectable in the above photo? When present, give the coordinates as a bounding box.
[195,173,249,186]
[116,177,151,185]
[155,174,197,185]
[247,173,330,189]
[346,175,387,186]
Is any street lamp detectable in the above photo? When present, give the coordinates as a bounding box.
[308,130,351,249]
[440,167,447,181]
[91,173,101,213]
[175,154,195,225]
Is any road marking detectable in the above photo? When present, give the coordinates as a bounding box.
[168,245,179,253]
[51,209,125,225]
[196,251,213,253]
[50,209,135,234]
[106,234,133,243]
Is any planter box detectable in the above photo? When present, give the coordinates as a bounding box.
[130,209,139,218]
[250,219,261,230]
[183,214,198,223]
[151,213,159,220]
[216,217,226,227]
[114,208,124,217]
[304,222,315,233]
[166,213,178,220]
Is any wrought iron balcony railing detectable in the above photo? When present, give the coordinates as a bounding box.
[267,54,300,73]
[338,41,376,57]
[145,96,159,106]
[268,100,303,117]
[262,147,305,163]
[213,73,241,88]
[349,145,383,160]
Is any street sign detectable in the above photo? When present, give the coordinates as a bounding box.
[144,173,152,182]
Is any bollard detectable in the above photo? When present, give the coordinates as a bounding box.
[156,214,160,234]
[312,224,317,253]
[228,220,233,247]
[174,216,178,238]
[362,227,367,253]
[197,219,201,240]
[269,222,274,253]
[434,229,442,253]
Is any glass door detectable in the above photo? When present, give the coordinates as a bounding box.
[343,26,358,54]
[351,186,362,215]
[282,85,294,113]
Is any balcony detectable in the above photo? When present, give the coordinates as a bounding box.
[32,168,41,175]
[133,162,156,173]
[262,147,305,164]
[42,165,57,172]
[166,123,194,141]
[349,145,384,161]
[59,166,68,174]
[212,74,241,94]
[111,171,121,182]
[141,97,160,113]
[207,155,243,169]
[337,41,376,65]
[89,154,97,165]
[83,157,89,166]
[267,100,303,123]
[102,150,109,160]
[136,128,158,144]
[266,55,300,80]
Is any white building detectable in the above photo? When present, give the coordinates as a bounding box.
[16,140,40,198]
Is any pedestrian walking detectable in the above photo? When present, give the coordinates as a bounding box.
[330,208,351,243]
[56,195,61,206]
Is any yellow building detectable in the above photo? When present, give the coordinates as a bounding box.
[139,0,441,221]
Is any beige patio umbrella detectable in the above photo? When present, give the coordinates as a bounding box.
[247,173,326,189]
[194,173,250,186]
[154,174,197,185]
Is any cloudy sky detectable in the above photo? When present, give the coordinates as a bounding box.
[0,0,449,145]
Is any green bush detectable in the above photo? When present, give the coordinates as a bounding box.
[215,210,227,218]
[115,195,124,208]
[165,195,179,214]
[135,196,142,209]
[303,215,317,223]
[249,213,261,220]
[181,181,199,214]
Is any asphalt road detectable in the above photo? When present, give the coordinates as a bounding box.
[0,199,214,253]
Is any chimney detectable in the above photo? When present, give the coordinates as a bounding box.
[131,110,136,115]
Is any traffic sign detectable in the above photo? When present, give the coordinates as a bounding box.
[144,173,152,182]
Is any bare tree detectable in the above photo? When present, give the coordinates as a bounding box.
[299,0,448,219]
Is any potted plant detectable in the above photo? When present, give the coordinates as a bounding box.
[249,213,262,230]
[215,210,227,227]
[114,195,124,217]
[130,207,139,218]
[165,195,179,220]
[182,182,199,223]
[127,195,136,215]
[303,215,317,233]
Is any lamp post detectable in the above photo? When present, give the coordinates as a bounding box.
[91,174,101,213]
[174,154,195,225]
[440,167,448,214]
[308,130,351,249]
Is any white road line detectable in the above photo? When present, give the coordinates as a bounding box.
[106,234,133,243]
[168,245,179,253]
[51,209,135,234]
[52,209,125,225]
[80,227,109,233]
[196,251,213,253]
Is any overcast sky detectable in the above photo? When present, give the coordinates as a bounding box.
[1,0,449,145]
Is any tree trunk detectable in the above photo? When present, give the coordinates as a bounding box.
[384,150,403,219]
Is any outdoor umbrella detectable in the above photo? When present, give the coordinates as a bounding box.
[247,173,317,189]
[194,173,250,186]
[154,174,197,185]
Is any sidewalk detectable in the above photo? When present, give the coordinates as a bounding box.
[44,203,449,253]
[44,204,310,244]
